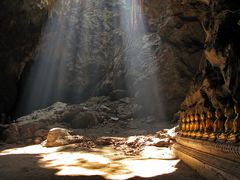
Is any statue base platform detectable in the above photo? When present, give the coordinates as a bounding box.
[172,136,240,180]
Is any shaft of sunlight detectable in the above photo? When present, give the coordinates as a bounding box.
[120,0,166,119]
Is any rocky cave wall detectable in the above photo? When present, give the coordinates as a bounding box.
[181,0,240,113]
[143,0,205,118]
[0,0,54,117]
[0,0,205,120]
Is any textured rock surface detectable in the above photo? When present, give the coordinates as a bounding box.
[1,0,207,120]
[180,1,240,113]
[142,0,205,118]
[1,96,171,144]
[0,0,54,116]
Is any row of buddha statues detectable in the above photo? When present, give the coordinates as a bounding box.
[178,105,240,143]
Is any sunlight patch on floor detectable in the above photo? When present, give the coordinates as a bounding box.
[0,144,179,180]
[0,144,60,155]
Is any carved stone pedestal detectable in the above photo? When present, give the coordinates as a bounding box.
[172,136,240,180]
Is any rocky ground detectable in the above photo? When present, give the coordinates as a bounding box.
[0,96,203,180]
[1,96,172,144]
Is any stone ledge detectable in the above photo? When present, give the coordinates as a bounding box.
[175,136,240,163]
[173,136,240,180]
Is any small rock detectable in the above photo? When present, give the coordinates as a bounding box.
[146,138,170,147]
[43,128,71,147]
[119,97,131,104]
[83,107,88,111]
[100,105,111,112]
[111,117,119,121]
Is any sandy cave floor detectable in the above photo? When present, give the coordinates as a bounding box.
[0,128,204,180]
[0,101,204,180]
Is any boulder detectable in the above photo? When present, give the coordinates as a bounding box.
[43,128,71,147]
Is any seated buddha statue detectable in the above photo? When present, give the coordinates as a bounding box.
[198,112,206,139]
[202,110,214,140]
[227,104,240,143]
[181,113,186,135]
[218,106,234,142]
[195,113,203,139]
[209,108,224,141]
[189,113,195,137]
[185,114,191,137]
[194,113,200,138]
[178,112,185,136]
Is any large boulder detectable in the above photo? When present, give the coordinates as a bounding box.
[43,128,71,147]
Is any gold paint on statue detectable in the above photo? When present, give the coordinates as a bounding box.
[189,113,195,137]
[202,110,214,139]
[195,112,203,139]
[185,114,190,136]
[192,113,200,138]
[227,104,240,143]
[209,108,223,141]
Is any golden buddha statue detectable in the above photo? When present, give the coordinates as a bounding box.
[198,112,206,139]
[181,113,186,133]
[189,113,195,137]
[218,106,234,142]
[185,114,190,137]
[178,112,185,136]
[209,108,224,141]
[227,104,240,143]
[195,113,202,139]
[202,110,214,140]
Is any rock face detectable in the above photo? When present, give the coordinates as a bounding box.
[180,1,240,112]
[140,0,205,118]
[0,0,54,116]
[1,0,207,120]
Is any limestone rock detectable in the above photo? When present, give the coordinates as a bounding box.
[43,128,71,147]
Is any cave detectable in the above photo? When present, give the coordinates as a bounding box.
[0,0,240,179]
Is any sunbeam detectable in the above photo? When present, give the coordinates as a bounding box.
[120,0,166,119]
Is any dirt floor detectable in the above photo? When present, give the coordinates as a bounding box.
[0,136,204,180]
[0,99,204,180]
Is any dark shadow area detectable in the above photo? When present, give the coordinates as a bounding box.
[0,153,104,180]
